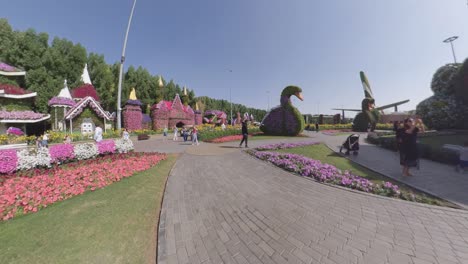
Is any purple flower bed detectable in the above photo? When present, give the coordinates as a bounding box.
[49,144,75,164]
[0,62,19,72]
[97,140,116,154]
[0,111,47,120]
[48,97,76,107]
[0,150,18,174]
[250,151,401,198]
[255,142,319,151]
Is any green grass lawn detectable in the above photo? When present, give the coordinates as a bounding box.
[419,134,468,148]
[276,144,455,207]
[0,154,177,264]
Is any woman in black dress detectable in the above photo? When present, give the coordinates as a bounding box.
[398,118,420,176]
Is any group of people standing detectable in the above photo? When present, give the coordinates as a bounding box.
[163,125,199,145]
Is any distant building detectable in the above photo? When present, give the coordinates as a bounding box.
[151,94,202,129]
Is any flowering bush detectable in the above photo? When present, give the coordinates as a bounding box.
[255,142,319,151]
[206,135,243,143]
[0,138,134,174]
[49,144,75,164]
[48,96,76,107]
[0,110,47,120]
[71,84,100,101]
[0,83,30,94]
[115,139,134,153]
[97,140,116,154]
[6,127,24,136]
[250,151,400,197]
[74,143,98,160]
[16,148,51,171]
[0,150,18,174]
[0,152,166,221]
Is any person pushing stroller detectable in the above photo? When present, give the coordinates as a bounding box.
[339,134,360,155]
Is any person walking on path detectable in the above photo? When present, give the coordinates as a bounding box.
[239,120,249,148]
[182,127,188,142]
[398,118,422,176]
[94,125,103,142]
[315,122,319,133]
[173,126,178,141]
[191,126,199,145]
[163,126,168,142]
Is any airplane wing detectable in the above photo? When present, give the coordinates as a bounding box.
[360,71,374,99]
[332,108,361,112]
[376,100,410,111]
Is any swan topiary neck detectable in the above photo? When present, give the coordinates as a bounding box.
[280,86,303,106]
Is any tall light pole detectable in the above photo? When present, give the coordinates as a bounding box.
[267,90,270,111]
[443,36,459,64]
[116,0,137,130]
[229,87,233,124]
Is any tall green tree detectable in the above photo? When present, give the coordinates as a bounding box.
[87,53,116,110]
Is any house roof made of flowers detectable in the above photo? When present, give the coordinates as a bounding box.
[64,96,113,121]
[0,110,50,123]
[151,94,194,114]
[71,84,100,101]
[0,84,37,99]
[0,62,26,76]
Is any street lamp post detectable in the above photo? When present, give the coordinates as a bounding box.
[230,87,233,125]
[116,0,137,130]
[267,90,270,111]
[443,36,459,64]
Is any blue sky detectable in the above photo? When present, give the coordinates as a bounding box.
[2,0,468,115]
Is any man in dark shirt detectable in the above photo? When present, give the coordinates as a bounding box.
[239,120,248,148]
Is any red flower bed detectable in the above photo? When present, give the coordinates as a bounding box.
[0,152,166,221]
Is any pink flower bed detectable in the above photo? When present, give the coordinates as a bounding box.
[49,144,75,164]
[97,140,116,154]
[0,152,166,221]
[0,150,18,174]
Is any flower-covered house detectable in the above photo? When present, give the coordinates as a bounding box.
[60,64,114,134]
[0,62,50,135]
[48,80,76,131]
[151,94,202,129]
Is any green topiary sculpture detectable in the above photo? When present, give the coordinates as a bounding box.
[260,86,305,136]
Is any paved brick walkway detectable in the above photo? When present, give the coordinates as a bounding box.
[157,150,468,264]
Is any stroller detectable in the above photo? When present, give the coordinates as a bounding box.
[339,134,360,155]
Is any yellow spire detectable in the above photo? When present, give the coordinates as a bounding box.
[195,102,199,111]
[129,87,137,100]
[183,86,187,96]
[157,76,163,88]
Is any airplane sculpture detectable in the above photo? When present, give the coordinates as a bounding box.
[332,71,409,131]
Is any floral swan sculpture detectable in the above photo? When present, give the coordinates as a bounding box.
[260,86,305,136]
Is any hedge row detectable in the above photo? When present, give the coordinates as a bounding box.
[198,127,261,142]
[366,135,459,165]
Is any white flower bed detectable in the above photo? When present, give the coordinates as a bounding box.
[17,148,51,170]
[74,143,98,160]
[115,139,134,153]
